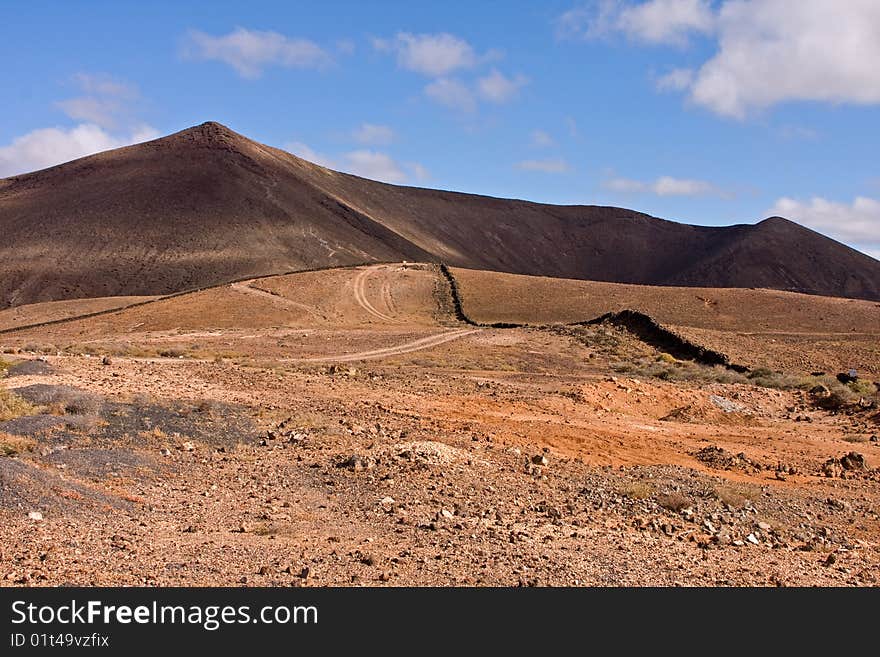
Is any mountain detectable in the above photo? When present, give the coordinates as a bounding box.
[0,121,878,308]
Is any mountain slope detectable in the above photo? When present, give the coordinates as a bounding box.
[0,121,878,307]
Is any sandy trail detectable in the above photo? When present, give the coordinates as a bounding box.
[352,266,397,323]
[287,328,480,362]
[230,281,325,320]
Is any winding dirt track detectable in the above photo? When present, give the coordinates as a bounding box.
[289,328,480,363]
[352,266,397,323]
[230,281,325,320]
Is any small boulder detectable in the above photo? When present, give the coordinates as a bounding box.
[840,451,867,471]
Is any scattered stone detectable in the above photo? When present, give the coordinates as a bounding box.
[159,448,171,457]
[822,459,843,478]
[746,533,760,545]
[840,452,867,471]
[179,441,195,452]
[709,395,749,414]
[822,452,869,478]
[836,371,858,384]
[757,521,771,531]
[101,356,113,366]
[531,454,549,466]
[809,384,830,397]
[28,511,43,522]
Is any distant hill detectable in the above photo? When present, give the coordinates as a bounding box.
[0,121,877,307]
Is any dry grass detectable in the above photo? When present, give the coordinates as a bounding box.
[0,432,36,456]
[138,427,168,441]
[656,492,691,512]
[0,388,37,421]
[618,481,655,500]
[713,483,758,508]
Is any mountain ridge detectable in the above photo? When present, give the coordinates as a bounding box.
[1,121,878,308]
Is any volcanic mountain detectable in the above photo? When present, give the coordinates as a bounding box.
[0,121,878,308]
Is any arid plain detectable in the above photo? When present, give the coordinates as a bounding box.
[1,262,878,586]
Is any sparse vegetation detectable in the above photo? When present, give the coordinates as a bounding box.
[0,388,37,421]
[618,481,655,500]
[713,484,758,508]
[0,432,36,456]
[848,380,877,397]
[615,353,878,408]
[656,492,691,512]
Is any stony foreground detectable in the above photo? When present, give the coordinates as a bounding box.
[2,347,878,587]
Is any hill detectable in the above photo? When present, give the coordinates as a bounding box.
[1,121,878,307]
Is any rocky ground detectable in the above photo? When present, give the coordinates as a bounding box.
[1,343,877,587]
[1,264,877,587]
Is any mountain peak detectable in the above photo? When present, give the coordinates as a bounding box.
[171,121,246,147]
[756,216,799,230]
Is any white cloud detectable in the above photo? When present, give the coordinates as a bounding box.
[656,67,695,92]
[424,78,476,112]
[585,1,880,117]
[55,72,141,129]
[284,141,336,168]
[0,123,159,178]
[408,162,430,181]
[283,141,427,183]
[56,96,124,128]
[477,69,529,103]
[703,3,880,118]
[604,175,720,196]
[687,1,880,118]
[352,123,394,145]
[617,0,715,45]
[767,196,880,251]
[516,158,571,174]
[71,72,137,99]
[531,130,555,147]
[558,0,715,45]
[184,27,331,78]
[375,32,476,77]
[341,150,408,183]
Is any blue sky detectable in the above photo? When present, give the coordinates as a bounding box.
[1,0,878,258]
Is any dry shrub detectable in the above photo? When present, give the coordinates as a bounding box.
[713,484,758,508]
[848,380,877,396]
[158,346,187,358]
[138,427,167,441]
[618,481,655,500]
[0,389,37,421]
[656,492,691,511]
[64,414,104,433]
[0,432,36,456]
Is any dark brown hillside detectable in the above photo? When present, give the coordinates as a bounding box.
[1,121,878,307]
